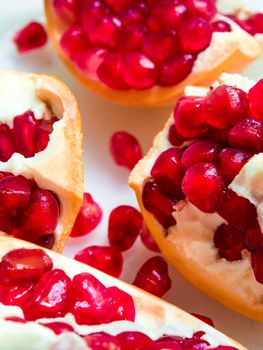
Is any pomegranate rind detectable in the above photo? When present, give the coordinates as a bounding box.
[129,73,263,321]
[0,236,245,350]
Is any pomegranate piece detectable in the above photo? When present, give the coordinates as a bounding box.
[13,111,37,158]
[251,247,263,284]
[191,313,215,327]
[74,245,123,277]
[60,25,89,59]
[244,218,263,252]
[108,286,136,322]
[84,332,121,350]
[0,124,15,162]
[108,205,143,251]
[110,131,142,170]
[186,0,216,20]
[205,85,249,129]
[13,22,47,53]
[71,193,102,237]
[182,163,224,213]
[178,16,212,54]
[4,283,34,307]
[212,20,231,32]
[142,181,176,229]
[168,124,185,146]
[140,223,160,252]
[53,0,80,24]
[0,175,30,211]
[42,321,74,335]
[229,117,263,152]
[116,331,155,350]
[249,79,263,118]
[133,256,171,297]
[0,248,52,285]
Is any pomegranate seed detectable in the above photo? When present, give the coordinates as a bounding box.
[228,15,256,35]
[191,313,215,327]
[244,218,263,252]
[158,53,196,87]
[108,286,136,322]
[124,52,157,89]
[35,119,57,153]
[0,175,30,211]
[212,20,231,32]
[4,317,27,323]
[140,223,160,252]
[108,205,142,251]
[60,25,89,59]
[120,24,148,52]
[142,181,176,228]
[13,22,47,53]
[80,1,111,21]
[84,333,121,350]
[214,224,244,261]
[13,111,37,158]
[117,332,155,350]
[186,0,216,20]
[229,117,263,152]
[183,332,210,348]
[110,131,142,170]
[249,13,263,34]
[104,0,132,12]
[201,127,229,147]
[168,124,185,146]
[0,124,15,162]
[182,140,220,169]
[36,234,55,250]
[249,79,263,118]
[251,247,263,284]
[174,96,207,138]
[0,248,52,285]
[155,341,182,349]
[42,321,74,335]
[75,47,108,79]
[4,283,34,307]
[74,245,123,277]
[53,0,80,24]
[71,193,102,237]
[150,147,184,197]
[205,85,249,129]
[156,335,183,347]
[178,16,212,53]
[133,256,171,297]
[121,1,150,26]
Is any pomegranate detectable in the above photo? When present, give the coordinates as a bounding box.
[129,73,263,321]
[45,0,263,105]
[13,22,48,53]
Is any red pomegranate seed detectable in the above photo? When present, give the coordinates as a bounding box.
[24,269,71,320]
[140,223,160,252]
[0,124,15,162]
[251,247,263,284]
[36,234,55,250]
[228,16,256,35]
[218,148,251,185]
[182,163,224,213]
[205,85,249,129]
[35,119,57,153]
[124,52,157,89]
[186,0,216,20]
[178,16,212,54]
[229,117,263,152]
[213,224,244,261]
[71,193,102,237]
[182,140,220,169]
[244,217,263,252]
[158,53,196,87]
[183,332,210,348]
[42,321,74,335]
[173,96,207,138]
[121,1,150,26]
[117,332,155,350]
[74,245,123,277]
[133,256,171,297]
[156,335,183,347]
[80,1,111,21]
[84,333,121,350]
[212,20,231,32]
[60,25,89,59]
[4,283,34,307]
[0,175,30,211]
[142,181,176,228]
[13,111,37,158]
[108,205,142,251]
[155,341,182,349]
[110,131,142,170]
[150,147,184,197]
[201,127,229,147]
[4,317,27,323]
[53,0,80,24]
[191,313,215,327]
[0,248,53,285]
[249,14,263,34]
[120,24,148,52]
[108,286,136,322]
[70,272,113,325]
[249,79,263,118]
[13,22,47,53]
[75,47,108,79]
[168,124,185,146]
[104,0,132,12]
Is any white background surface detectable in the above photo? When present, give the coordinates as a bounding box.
[1,1,263,348]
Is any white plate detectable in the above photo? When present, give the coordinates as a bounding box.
[1,1,263,348]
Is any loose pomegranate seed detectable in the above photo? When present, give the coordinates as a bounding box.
[53,0,80,24]
[205,85,249,129]
[249,79,263,118]
[229,117,263,152]
[0,175,30,211]
[168,124,185,146]
[213,224,244,261]
[71,193,102,237]
[117,332,155,350]
[84,333,121,350]
[181,140,220,169]
[251,247,263,284]
[140,223,160,252]
[13,111,37,158]
[42,321,74,335]
[191,313,215,327]
[212,20,231,32]
[13,22,47,53]
[60,25,89,59]
[0,125,15,162]
[178,16,212,54]
[110,131,142,170]
[182,163,224,213]
[108,286,136,322]
[186,0,216,20]
[74,245,123,277]
[4,283,34,307]
[120,24,148,52]
[142,181,176,228]
[121,1,150,26]
[150,147,184,197]
[244,217,263,252]
[0,248,52,285]
[108,205,142,251]
[75,47,108,79]
[133,256,171,297]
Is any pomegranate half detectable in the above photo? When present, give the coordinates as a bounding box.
[130,73,263,321]
[0,236,245,350]
[0,71,83,252]
[44,0,263,106]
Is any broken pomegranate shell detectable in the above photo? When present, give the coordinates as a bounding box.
[0,236,245,350]
[45,0,263,106]
[0,71,83,252]
[129,73,263,321]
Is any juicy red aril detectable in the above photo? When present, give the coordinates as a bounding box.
[4,283,34,307]
[35,118,58,153]
[36,234,55,250]
[213,224,244,261]
[182,163,224,213]
[13,111,37,158]
[121,1,150,26]
[53,0,80,24]
[168,124,185,146]
[178,16,212,54]
[84,333,121,350]
[205,85,249,129]
[71,193,102,237]
[60,25,89,59]
[249,14,263,34]
[117,332,155,350]
[155,341,182,350]
[0,125,15,162]
[108,205,142,251]
[244,218,263,252]
[251,247,263,284]
[80,0,111,18]
[120,24,147,52]
[249,79,263,118]
[0,175,30,210]
[42,321,74,335]
[191,313,215,327]
[74,245,123,278]
[110,131,142,170]
[140,223,160,252]
[0,248,52,285]
[181,140,220,169]
[212,20,231,32]
[186,0,216,19]
[142,181,176,228]
[104,0,132,13]
[133,256,171,297]
[229,117,263,152]
[13,22,47,53]
[108,286,136,322]
[75,47,108,79]
[183,332,210,348]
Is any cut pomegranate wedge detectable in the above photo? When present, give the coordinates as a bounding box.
[0,236,245,350]
[130,73,263,321]
[0,72,83,251]
[44,0,263,106]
